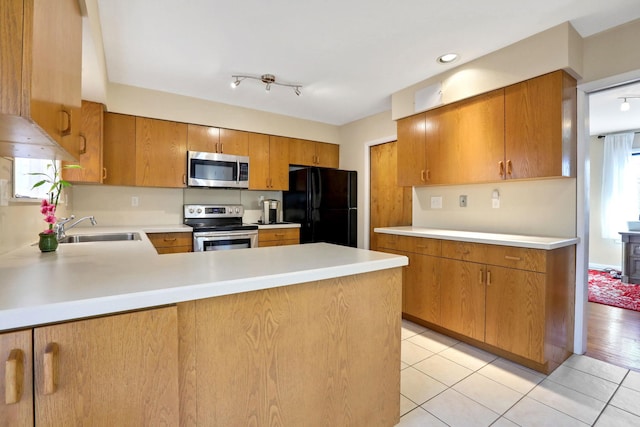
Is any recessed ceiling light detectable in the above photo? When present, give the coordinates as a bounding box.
[437,53,459,64]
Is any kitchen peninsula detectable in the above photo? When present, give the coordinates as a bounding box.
[0,231,406,426]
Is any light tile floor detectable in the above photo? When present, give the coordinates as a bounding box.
[398,320,640,427]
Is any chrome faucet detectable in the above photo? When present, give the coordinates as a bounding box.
[55,215,97,240]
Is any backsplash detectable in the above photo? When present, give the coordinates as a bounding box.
[71,185,282,227]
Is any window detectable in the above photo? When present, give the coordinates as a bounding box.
[13,158,59,200]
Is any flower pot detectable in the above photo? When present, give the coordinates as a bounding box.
[38,232,58,252]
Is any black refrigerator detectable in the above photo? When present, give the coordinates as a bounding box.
[283,167,357,247]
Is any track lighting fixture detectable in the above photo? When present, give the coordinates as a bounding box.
[231,74,302,96]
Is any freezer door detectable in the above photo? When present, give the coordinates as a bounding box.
[318,169,357,209]
[315,208,357,247]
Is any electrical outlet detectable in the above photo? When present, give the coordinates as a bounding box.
[459,195,467,207]
[492,198,500,208]
[131,196,139,207]
[430,196,443,209]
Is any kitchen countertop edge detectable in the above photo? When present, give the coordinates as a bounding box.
[374,226,579,250]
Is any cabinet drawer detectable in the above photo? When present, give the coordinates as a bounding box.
[258,228,300,244]
[630,243,640,257]
[441,241,546,272]
[411,238,441,256]
[147,232,193,248]
[376,234,414,252]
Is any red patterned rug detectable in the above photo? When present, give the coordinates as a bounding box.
[588,269,640,312]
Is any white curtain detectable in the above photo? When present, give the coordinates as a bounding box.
[601,132,637,239]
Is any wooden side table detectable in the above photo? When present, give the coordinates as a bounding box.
[620,232,640,284]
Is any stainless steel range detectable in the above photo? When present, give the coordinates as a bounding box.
[184,204,258,252]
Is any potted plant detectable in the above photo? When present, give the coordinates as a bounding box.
[30,162,81,252]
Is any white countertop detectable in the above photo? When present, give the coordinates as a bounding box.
[374,226,579,250]
[0,226,406,331]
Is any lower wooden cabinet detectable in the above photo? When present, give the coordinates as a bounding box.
[376,233,575,373]
[147,232,193,254]
[258,227,300,247]
[0,330,33,426]
[1,307,179,426]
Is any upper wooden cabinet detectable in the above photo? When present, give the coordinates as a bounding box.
[504,70,576,180]
[396,70,576,186]
[103,113,137,186]
[289,138,339,168]
[135,117,187,188]
[62,101,104,184]
[249,134,289,190]
[0,0,82,160]
[33,307,179,425]
[187,126,249,156]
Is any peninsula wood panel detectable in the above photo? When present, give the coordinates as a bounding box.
[103,112,136,186]
[34,306,179,426]
[369,142,412,250]
[0,329,33,427]
[505,70,576,179]
[135,117,187,188]
[63,100,103,183]
[180,269,401,426]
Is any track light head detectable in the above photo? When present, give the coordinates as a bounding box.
[230,73,302,96]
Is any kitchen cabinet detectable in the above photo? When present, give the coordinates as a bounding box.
[34,307,179,425]
[375,232,575,373]
[177,268,400,426]
[396,70,576,186]
[258,227,300,247]
[147,232,193,254]
[376,234,441,324]
[62,101,104,183]
[187,125,249,156]
[103,112,137,186]
[0,330,33,426]
[289,138,339,168]
[249,134,289,190]
[0,0,82,160]
[504,70,576,179]
[135,117,188,188]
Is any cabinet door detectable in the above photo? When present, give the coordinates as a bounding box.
[269,136,290,190]
[103,112,136,186]
[439,258,486,341]
[404,253,440,324]
[445,89,505,184]
[34,307,179,426]
[63,100,104,183]
[289,138,315,166]
[248,132,271,190]
[485,266,545,362]
[397,113,427,186]
[187,124,219,152]
[505,70,576,179]
[0,330,33,427]
[315,142,339,168]
[29,0,82,157]
[135,117,187,187]
[219,128,249,155]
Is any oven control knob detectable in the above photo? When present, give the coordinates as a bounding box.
[235,207,240,214]
[197,208,202,214]
[188,208,194,214]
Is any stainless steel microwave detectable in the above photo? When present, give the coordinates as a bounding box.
[187,151,250,189]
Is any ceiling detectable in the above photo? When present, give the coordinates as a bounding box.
[589,81,640,136]
[87,0,640,127]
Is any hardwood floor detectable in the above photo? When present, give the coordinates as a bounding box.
[586,302,640,372]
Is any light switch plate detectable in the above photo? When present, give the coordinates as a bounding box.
[459,195,467,207]
[431,196,443,209]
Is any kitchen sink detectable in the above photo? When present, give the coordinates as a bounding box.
[58,232,142,244]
